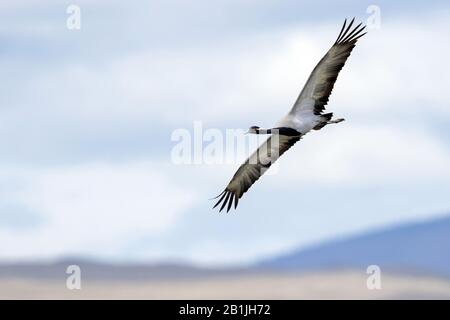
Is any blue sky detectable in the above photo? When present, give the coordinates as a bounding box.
[1,0,450,266]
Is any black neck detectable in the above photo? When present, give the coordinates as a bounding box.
[255,127,301,136]
[255,128,272,134]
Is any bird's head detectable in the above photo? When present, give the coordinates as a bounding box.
[246,126,260,134]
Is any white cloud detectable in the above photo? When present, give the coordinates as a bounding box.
[1,5,450,265]
[0,163,196,260]
[6,11,449,136]
[192,120,450,189]
[15,12,448,130]
[263,123,450,187]
[102,13,450,125]
[335,17,450,117]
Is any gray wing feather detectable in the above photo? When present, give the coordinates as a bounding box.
[213,134,301,212]
[291,18,366,117]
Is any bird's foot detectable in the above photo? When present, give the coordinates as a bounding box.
[328,118,345,124]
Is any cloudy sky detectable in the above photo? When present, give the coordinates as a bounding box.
[1,0,450,266]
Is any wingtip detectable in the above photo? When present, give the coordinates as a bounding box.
[212,191,227,209]
[212,189,240,213]
[336,18,368,44]
[335,18,347,44]
[210,190,225,201]
[219,192,231,212]
[226,192,233,212]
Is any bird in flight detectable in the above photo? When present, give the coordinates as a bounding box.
[213,18,367,212]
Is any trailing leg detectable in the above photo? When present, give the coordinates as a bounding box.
[327,118,345,124]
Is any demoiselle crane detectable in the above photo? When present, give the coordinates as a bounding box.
[213,18,367,212]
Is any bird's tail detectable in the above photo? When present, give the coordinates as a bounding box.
[313,113,333,130]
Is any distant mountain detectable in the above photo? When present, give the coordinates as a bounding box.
[2,215,450,281]
[0,259,247,281]
[258,214,450,278]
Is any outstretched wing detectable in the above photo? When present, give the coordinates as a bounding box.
[290,18,366,117]
[213,134,301,212]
